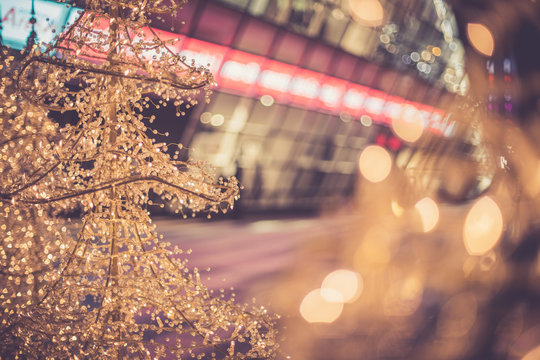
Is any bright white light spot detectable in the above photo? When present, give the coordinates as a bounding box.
[464,196,503,255]
[300,289,344,323]
[210,114,225,127]
[358,145,392,183]
[415,197,439,232]
[260,94,274,107]
[360,115,372,127]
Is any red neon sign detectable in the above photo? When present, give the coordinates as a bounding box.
[62,17,450,134]
[287,68,325,107]
[342,84,369,117]
[255,59,296,100]
[317,76,348,111]
[217,49,264,93]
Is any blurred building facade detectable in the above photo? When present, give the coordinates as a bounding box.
[168,0,467,212]
[1,0,467,212]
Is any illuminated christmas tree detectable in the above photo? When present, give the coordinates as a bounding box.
[0,1,278,358]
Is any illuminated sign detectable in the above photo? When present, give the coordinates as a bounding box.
[218,49,263,91]
[318,77,348,110]
[288,68,324,106]
[47,8,450,133]
[255,60,295,99]
[342,85,369,115]
[180,38,228,78]
[0,0,71,50]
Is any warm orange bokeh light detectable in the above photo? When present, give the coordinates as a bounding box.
[321,269,363,303]
[463,196,503,255]
[300,289,344,323]
[523,345,540,360]
[415,197,439,232]
[467,23,495,56]
[355,226,393,269]
[391,111,424,143]
[348,0,384,27]
[358,145,392,183]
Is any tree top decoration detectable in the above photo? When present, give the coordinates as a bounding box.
[0,0,280,358]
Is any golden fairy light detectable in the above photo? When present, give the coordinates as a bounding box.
[0,0,279,358]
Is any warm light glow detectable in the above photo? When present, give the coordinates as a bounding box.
[464,196,503,255]
[358,145,392,183]
[321,269,363,303]
[355,226,393,268]
[467,23,495,56]
[391,111,425,143]
[348,0,384,27]
[300,289,344,323]
[432,47,442,56]
[523,345,540,360]
[391,199,404,217]
[415,197,439,232]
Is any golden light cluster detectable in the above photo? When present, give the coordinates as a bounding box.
[300,269,363,323]
[0,0,279,358]
[290,98,540,358]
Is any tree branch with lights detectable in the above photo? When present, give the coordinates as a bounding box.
[0,0,279,358]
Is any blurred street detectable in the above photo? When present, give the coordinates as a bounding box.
[156,214,350,292]
[156,199,540,360]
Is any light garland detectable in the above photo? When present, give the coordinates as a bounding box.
[0,0,279,358]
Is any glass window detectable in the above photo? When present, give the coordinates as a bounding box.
[304,43,334,72]
[272,32,307,65]
[194,3,241,45]
[248,0,272,16]
[263,0,291,25]
[202,92,241,129]
[268,137,295,161]
[235,18,277,55]
[306,112,331,134]
[280,107,307,134]
[262,167,283,194]
[340,22,378,58]
[354,61,380,86]
[218,0,251,10]
[322,12,349,45]
[243,101,285,135]
[331,52,358,80]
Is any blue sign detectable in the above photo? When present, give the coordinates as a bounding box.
[0,0,74,50]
